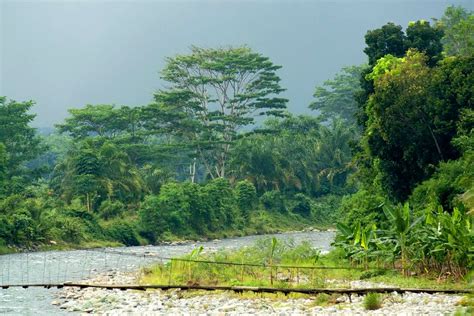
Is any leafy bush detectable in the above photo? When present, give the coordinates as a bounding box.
[410,151,474,213]
[235,180,257,216]
[364,293,382,310]
[52,216,85,243]
[312,194,342,224]
[338,189,387,226]
[260,190,287,213]
[99,200,125,220]
[201,178,239,230]
[291,193,312,217]
[106,220,140,246]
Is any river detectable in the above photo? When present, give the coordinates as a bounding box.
[0,231,335,315]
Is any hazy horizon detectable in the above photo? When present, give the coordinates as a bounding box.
[1,0,473,127]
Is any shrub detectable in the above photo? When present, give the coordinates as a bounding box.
[292,193,312,217]
[235,180,257,216]
[364,293,382,310]
[99,200,125,220]
[138,195,166,243]
[106,220,140,246]
[260,190,287,213]
[312,194,342,224]
[201,178,238,230]
[339,189,387,226]
[51,216,85,243]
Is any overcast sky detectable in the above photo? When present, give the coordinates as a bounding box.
[1,0,473,127]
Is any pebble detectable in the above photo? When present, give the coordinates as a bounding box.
[53,271,466,315]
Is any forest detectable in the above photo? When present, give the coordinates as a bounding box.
[0,5,472,278]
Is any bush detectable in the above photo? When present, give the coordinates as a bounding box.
[64,205,104,238]
[99,200,125,220]
[201,178,239,230]
[235,180,257,216]
[106,220,140,246]
[51,216,85,243]
[312,194,342,224]
[292,193,312,217]
[260,190,287,212]
[364,293,382,310]
[410,151,474,213]
[338,189,387,227]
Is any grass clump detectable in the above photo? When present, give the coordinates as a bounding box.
[363,292,383,310]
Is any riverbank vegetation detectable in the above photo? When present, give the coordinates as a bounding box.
[140,237,471,291]
[0,5,472,282]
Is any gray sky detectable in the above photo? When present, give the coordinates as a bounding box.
[1,0,473,127]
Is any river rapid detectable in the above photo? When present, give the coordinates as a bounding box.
[0,231,335,315]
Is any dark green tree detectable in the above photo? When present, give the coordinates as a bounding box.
[364,22,406,66]
[362,51,474,201]
[405,20,444,66]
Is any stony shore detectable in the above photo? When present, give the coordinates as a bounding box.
[52,271,466,315]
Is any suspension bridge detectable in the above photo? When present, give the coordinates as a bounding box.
[0,248,471,295]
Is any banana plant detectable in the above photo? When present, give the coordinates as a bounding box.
[383,203,423,275]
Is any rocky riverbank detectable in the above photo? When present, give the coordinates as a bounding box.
[53,271,466,315]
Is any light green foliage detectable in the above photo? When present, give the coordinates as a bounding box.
[365,54,403,81]
[438,6,474,56]
[310,65,366,125]
[336,202,473,277]
[141,238,322,288]
[364,293,383,310]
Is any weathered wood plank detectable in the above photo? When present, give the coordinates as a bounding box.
[0,282,471,295]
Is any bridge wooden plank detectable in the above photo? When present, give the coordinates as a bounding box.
[0,283,471,295]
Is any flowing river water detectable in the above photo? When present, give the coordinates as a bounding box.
[0,231,335,315]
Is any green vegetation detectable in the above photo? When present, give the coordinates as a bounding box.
[363,293,383,310]
[0,6,472,289]
[333,5,474,280]
[0,47,349,250]
[140,237,470,292]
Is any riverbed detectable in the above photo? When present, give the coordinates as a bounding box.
[0,231,335,315]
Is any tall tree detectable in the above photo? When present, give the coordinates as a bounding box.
[57,104,136,139]
[362,51,474,201]
[364,22,406,66]
[0,97,43,178]
[438,6,474,56]
[310,65,366,125]
[52,140,145,211]
[405,20,444,66]
[0,143,7,195]
[150,46,288,179]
